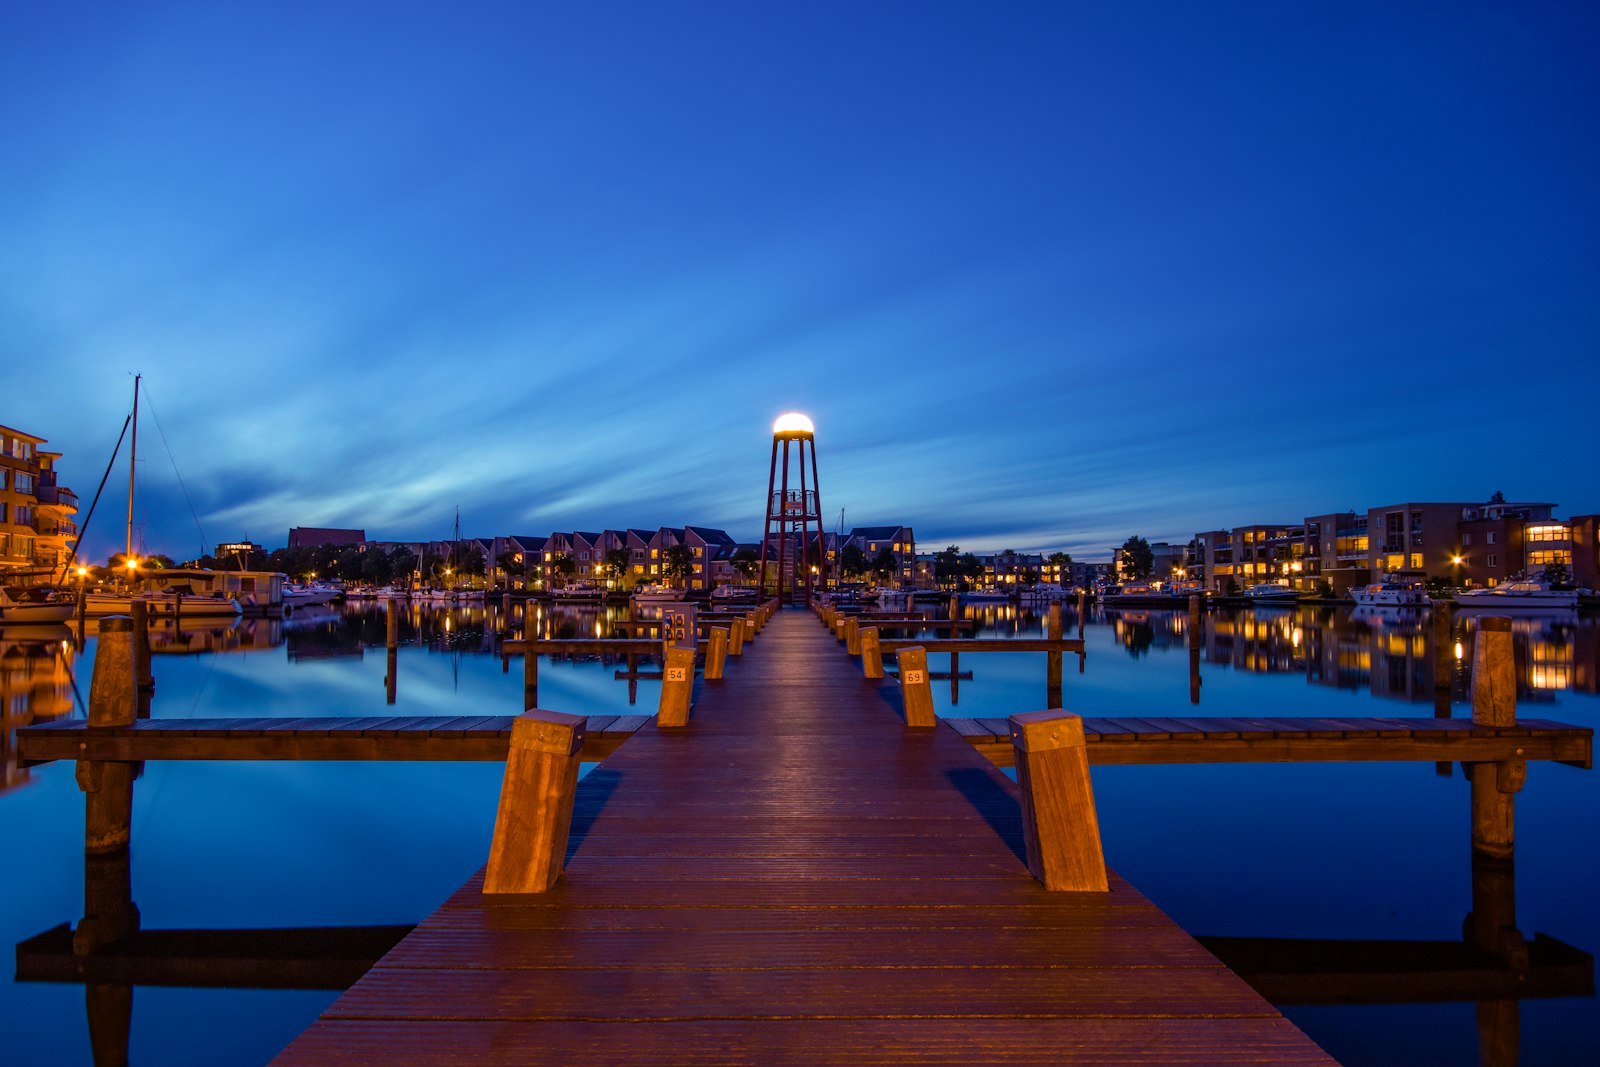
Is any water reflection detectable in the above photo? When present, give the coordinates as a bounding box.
[1,625,79,794]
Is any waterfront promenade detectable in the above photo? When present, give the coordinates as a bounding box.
[273,607,1333,1064]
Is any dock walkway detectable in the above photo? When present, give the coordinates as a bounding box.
[273,608,1333,1064]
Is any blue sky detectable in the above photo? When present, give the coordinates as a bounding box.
[4,2,1597,563]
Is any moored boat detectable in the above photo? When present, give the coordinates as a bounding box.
[0,586,75,625]
[1350,573,1432,608]
[1242,583,1301,604]
[632,584,682,604]
[1454,578,1578,611]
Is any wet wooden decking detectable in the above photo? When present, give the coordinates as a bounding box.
[272,608,1334,1065]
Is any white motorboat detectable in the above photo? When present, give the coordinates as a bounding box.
[0,586,75,624]
[1242,583,1300,604]
[632,584,682,604]
[283,580,344,609]
[962,588,1012,602]
[1350,574,1432,608]
[554,583,604,602]
[1454,578,1578,611]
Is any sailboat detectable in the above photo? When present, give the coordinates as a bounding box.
[80,376,241,619]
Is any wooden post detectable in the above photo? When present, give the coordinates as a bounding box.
[1009,710,1109,892]
[1188,595,1203,706]
[658,646,695,727]
[948,593,959,622]
[950,650,960,706]
[744,614,757,643]
[728,616,745,655]
[845,616,861,656]
[482,710,586,894]
[1434,604,1455,706]
[129,599,153,691]
[385,600,399,705]
[1470,616,1519,860]
[1076,588,1086,637]
[706,627,729,680]
[1046,602,1063,707]
[897,646,936,728]
[860,626,884,679]
[77,617,141,956]
[523,621,539,709]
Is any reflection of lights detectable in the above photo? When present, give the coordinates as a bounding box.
[1291,627,1302,648]
[1454,641,1464,660]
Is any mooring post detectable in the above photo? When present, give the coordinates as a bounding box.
[706,627,729,680]
[1188,595,1203,706]
[860,626,884,679]
[76,616,142,956]
[1076,587,1087,637]
[897,645,936,728]
[1046,602,1063,707]
[845,616,861,656]
[129,598,153,692]
[1434,603,1454,693]
[728,615,745,656]
[1009,709,1109,892]
[948,593,959,622]
[385,600,399,704]
[658,645,695,727]
[483,709,586,894]
[744,614,757,643]
[1469,616,1520,860]
[522,618,539,709]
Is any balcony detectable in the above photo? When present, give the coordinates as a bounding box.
[36,486,78,509]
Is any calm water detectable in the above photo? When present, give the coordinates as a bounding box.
[2,600,1595,1065]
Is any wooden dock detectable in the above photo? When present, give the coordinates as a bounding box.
[271,608,1335,1065]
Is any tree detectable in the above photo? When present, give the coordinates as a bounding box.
[934,545,962,589]
[336,547,363,580]
[1120,535,1154,581]
[360,550,394,587]
[839,544,867,580]
[870,547,897,584]
[662,544,695,587]
[959,552,984,591]
[388,547,417,579]
[1541,561,1572,588]
[731,547,759,585]
[603,547,631,586]
[550,552,576,587]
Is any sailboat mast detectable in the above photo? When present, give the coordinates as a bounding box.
[126,374,140,559]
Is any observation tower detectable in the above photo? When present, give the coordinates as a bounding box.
[758,412,826,604]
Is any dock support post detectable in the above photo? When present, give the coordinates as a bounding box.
[1046,602,1063,707]
[860,626,884,679]
[1009,710,1109,892]
[1188,595,1203,706]
[522,619,539,709]
[1469,616,1520,860]
[384,600,399,704]
[76,616,142,956]
[845,616,861,656]
[897,645,935,728]
[948,593,959,622]
[706,627,729,680]
[658,646,695,727]
[728,616,745,655]
[1434,604,1455,706]
[483,710,586,894]
[130,599,153,692]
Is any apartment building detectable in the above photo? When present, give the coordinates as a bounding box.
[840,526,916,585]
[0,425,78,581]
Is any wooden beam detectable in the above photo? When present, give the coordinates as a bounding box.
[483,710,586,894]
